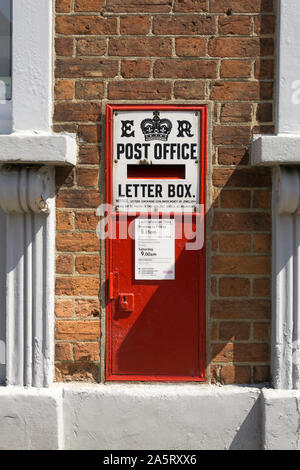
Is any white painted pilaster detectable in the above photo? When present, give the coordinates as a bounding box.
[0,166,55,387]
[252,1,300,389]
[0,1,77,387]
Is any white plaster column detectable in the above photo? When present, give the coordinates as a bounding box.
[0,1,77,387]
[0,166,55,387]
[252,1,300,389]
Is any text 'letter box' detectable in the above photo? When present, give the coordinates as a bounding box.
[106,105,207,381]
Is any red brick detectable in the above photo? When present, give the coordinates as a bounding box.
[120,16,150,35]
[211,299,271,320]
[253,279,270,297]
[218,15,251,35]
[174,81,206,99]
[219,234,251,253]
[75,299,100,318]
[255,59,274,79]
[220,60,252,78]
[55,37,74,56]
[56,232,99,252]
[218,148,249,166]
[56,0,72,13]
[256,103,273,122]
[253,365,270,383]
[175,37,206,57]
[220,190,251,209]
[108,81,172,100]
[56,58,118,78]
[78,125,101,144]
[209,37,260,57]
[154,59,217,79]
[56,278,99,296]
[76,255,100,274]
[73,343,100,361]
[56,16,117,35]
[220,103,252,122]
[211,342,269,362]
[56,254,73,274]
[75,212,99,231]
[210,0,273,13]
[56,320,100,340]
[213,212,270,232]
[76,38,106,56]
[109,37,172,57]
[55,362,99,382]
[219,365,251,385]
[211,81,263,101]
[75,82,105,100]
[213,168,271,188]
[153,15,216,35]
[253,234,271,253]
[55,80,74,100]
[219,279,250,297]
[57,211,73,231]
[77,168,99,187]
[106,0,172,13]
[211,277,217,296]
[212,256,270,275]
[214,126,251,145]
[219,321,250,340]
[254,15,275,34]
[253,322,270,341]
[211,321,218,340]
[121,60,151,78]
[55,299,73,318]
[74,0,105,12]
[54,102,101,122]
[173,0,208,12]
[57,189,101,208]
[78,146,101,164]
[55,343,72,361]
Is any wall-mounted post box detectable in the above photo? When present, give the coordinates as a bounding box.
[106,104,207,381]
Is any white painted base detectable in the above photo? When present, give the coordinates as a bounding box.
[262,389,300,450]
[63,385,261,450]
[0,387,63,450]
[1,385,298,450]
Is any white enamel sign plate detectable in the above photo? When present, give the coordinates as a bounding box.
[113,109,201,213]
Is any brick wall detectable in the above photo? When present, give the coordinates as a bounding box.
[54,0,275,383]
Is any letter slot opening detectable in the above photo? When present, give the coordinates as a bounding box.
[127,164,186,180]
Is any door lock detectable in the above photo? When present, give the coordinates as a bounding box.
[119,294,134,312]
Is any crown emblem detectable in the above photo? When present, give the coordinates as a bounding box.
[141,111,172,142]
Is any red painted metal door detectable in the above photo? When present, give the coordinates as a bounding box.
[106,105,206,381]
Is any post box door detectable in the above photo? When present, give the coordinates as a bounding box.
[106,105,206,381]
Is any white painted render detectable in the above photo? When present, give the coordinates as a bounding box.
[0,133,77,165]
[0,166,55,387]
[262,389,300,450]
[251,1,300,391]
[12,0,53,132]
[0,385,262,450]
[0,0,77,388]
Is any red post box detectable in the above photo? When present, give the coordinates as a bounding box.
[105,104,207,381]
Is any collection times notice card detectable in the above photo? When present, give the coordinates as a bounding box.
[135,219,175,280]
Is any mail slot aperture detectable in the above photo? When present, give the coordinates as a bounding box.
[127,164,186,179]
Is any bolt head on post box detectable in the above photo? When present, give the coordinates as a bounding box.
[105,105,207,382]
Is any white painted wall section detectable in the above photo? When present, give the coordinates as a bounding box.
[12,0,53,132]
[63,385,261,450]
[262,389,300,450]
